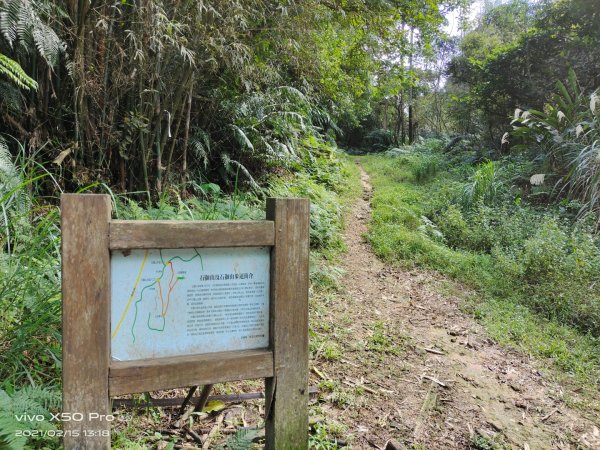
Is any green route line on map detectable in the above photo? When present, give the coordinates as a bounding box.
[128,249,204,343]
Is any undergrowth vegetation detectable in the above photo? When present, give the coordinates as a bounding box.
[0,136,359,449]
[361,139,600,398]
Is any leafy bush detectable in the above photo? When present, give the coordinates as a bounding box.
[364,129,393,152]
[379,145,446,186]
[507,219,600,334]
[225,86,315,177]
[272,170,342,250]
[271,146,358,251]
[462,160,503,207]
[510,69,600,221]
[435,204,468,248]
[433,193,600,334]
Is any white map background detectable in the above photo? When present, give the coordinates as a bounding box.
[110,247,270,361]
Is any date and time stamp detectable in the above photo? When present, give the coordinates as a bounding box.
[13,412,131,439]
[15,429,110,438]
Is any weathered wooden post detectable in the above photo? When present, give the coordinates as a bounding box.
[62,194,112,449]
[266,198,310,450]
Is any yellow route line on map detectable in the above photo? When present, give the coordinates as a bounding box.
[111,249,149,339]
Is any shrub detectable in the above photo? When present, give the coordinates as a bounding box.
[410,153,440,183]
[510,69,600,222]
[462,160,503,207]
[435,204,468,248]
[511,220,600,334]
[270,149,355,251]
[364,129,393,152]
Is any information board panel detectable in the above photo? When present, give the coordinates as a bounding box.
[110,247,270,361]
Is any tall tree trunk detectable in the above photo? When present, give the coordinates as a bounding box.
[181,82,193,188]
[408,28,415,144]
[394,92,404,145]
[408,104,414,144]
[397,91,405,145]
[383,99,388,131]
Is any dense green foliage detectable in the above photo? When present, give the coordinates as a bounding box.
[2,0,600,445]
[510,69,600,219]
[445,0,600,144]
[0,0,461,198]
[361,140,600,391]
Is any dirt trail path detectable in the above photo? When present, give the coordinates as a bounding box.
[312,165,599,449]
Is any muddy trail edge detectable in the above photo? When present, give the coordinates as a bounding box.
[310,164,599,449]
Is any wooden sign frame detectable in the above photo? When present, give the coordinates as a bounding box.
[61,194,310,449]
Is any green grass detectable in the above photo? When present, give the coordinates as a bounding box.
[470,431,510,450]
[359,149,600,408]
[309,421,348,450]
[367,320,406,356]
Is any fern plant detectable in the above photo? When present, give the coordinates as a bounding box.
[219,427,262,450]
[229,86,313,163]
[0,0,66,69]
[0,81,23,113]
[0,0,65,115]
[0,386,60,450]
[0,53,36,90]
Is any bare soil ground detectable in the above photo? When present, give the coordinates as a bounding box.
[309,166,599,449]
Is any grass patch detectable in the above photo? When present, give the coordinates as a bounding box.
[470,431,510,450]
[367,320,406,356]
[309,421,348,449]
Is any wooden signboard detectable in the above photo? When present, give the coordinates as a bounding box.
[61,194,309,449]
